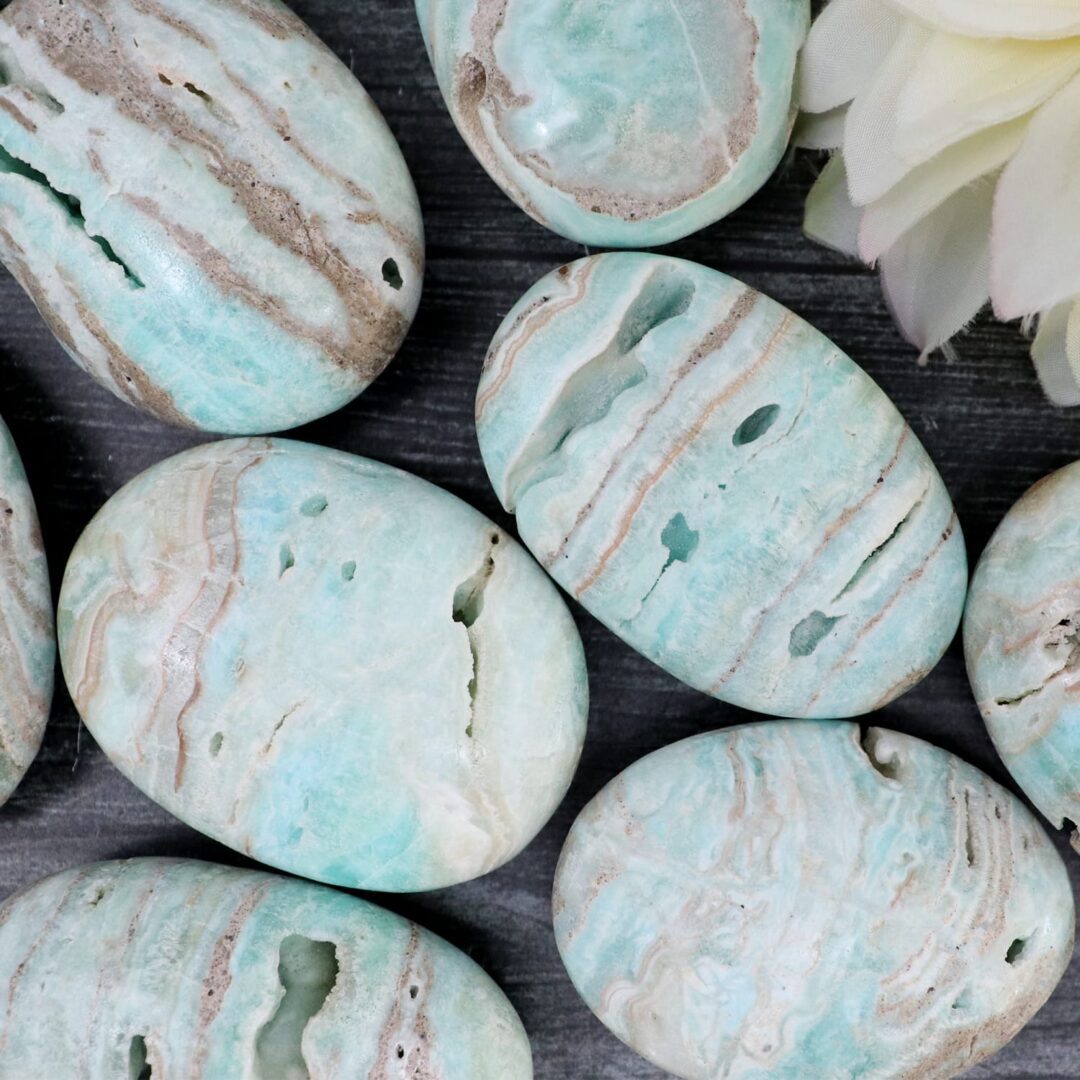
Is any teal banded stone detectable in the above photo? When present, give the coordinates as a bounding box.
[58,439,587,892]
[476,253,967,719]
[965,461,1080,848]
[554,721,1074,1080]
[0,858,533,1077]
[0,415,53,806]
[417,0,809,247]
[0,0,423,433]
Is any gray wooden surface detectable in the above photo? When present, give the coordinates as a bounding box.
[1,2,1078,1076]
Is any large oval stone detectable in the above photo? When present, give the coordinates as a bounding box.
[0,415,53,806]
[417,0,809,247]
[554,721,1075,1080]
[476,253,967,718]
[0,0,423,433]
[966,461,1080,849]
[58,439,587,892]
[0,858,533,1077]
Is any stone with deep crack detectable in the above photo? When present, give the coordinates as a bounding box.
[476,253,968,718]
[0,858,533,1076]
[0,0,423,433]
[57,439,587,892]
[965,460,1080,852]
[0,414,53,806]
[553,721,1074,1080]
[416,0,809,247]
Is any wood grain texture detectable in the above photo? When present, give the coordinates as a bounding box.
[1,1,1079,1077]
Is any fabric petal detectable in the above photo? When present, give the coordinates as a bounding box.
[885,0,1080,40]
[798,0,906,114]
[993,73,1080,320]
[794,106,848,151]
[804,155,862,258]
[879,176,994,355]
[893,35,1080,164]
[843,23,933,206]
[859,121,1023,263]
[1031,300,1080,405]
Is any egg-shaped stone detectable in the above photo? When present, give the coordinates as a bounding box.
[0,858,533,1077]
[58,439,587,892]
[554,721,1075,1080]
[417,0,809,247]
[0,415,53,806]
[0,0,423,433]
[965,462,1080,849]
[476,253,967,718]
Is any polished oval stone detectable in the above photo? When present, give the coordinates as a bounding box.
[58,439,587,892]
[0,858,533,1076]
[0,415,53,806]
[0,0,423,433]
[554,721,1075,1080]
[476,253,967,718]
[417,0,809,247]
[966,461,1080,848]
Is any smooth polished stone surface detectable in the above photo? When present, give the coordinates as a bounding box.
[0,415,53,807]
[0,858,533,1077]
[0,0,423,433]
[966,461,1080,850]
[554,721,1075,1080]
[417,0,809,247]
[58,438,587,892]
[476,253,967,718]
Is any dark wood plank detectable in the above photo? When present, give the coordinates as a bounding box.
[1,1,1079,1076]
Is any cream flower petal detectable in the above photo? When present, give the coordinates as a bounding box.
[893,35,1080,164]
[885,0,1080,40]
[843,23,933,206]
[880,177,994,355]
[993,73,1080,321]
[798,0,906,114]
[794,106,848,151]
[1031,301,1080,405]
[859,121,1024,263]
[804,154,862,258]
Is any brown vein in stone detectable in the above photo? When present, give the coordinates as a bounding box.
[0,97,36,133]
[368,927,436,1080]
[127,0,211,47]
[575,310,794,598]
[543,287,758,568]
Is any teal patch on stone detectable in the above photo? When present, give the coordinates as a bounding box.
[0,414,53,806]
[965,461,1080,850]
[58,439,587,892]
[0,859,533,1076]
[0,0,423,433]
[417,0,809,247]
[475,253,967,719]
[554,721,1075,1080]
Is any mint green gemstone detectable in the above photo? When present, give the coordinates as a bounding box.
[476,253,967,718]
[417,0,809,247]
[58,439,587,892]
[0,859,533,1076]
[0,415,53,806]
[966,461,1080,847]
[554,721,1074,1079]
[0,0,422,433]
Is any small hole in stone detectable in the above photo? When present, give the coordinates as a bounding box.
[279,544,295,578]
[183,81,212,104]
[158,73,173,86]
[382,258,403,290]
[129,1035,152,1080]
[733,404,781,447]
[396,1046,405,1059]
[300,495,328,517]
[409,985,419,999]
[209,732,224,757]
[341,561,356,582]
[1005,937,1029,965]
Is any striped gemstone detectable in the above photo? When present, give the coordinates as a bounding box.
[476,253,967,718]
[0,858,533,1076]
[0,0,423,433]
[554,722,1074,1079]
[0,414,53,806]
